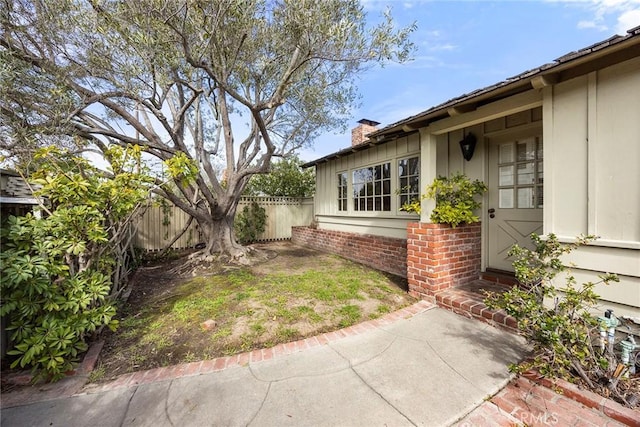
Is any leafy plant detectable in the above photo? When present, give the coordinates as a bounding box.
[244,156,315,198]
[234,202,267,244]
[484,234,627,402]
[401,172,487,227]
[0,146,151,380]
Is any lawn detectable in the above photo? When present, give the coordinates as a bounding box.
[92,242,415,382]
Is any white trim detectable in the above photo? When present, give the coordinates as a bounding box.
[587,71,598,236]
[555,235,640,250]
[0,197,39,205]
[428,90,543,135]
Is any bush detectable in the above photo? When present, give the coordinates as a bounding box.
[234,201,267,244]
[1,214,117,380]
[401,172,487,227]
[484,234,632,404]
[0,146,150,381]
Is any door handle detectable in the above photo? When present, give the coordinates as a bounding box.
[488,208,495,213]
[488,208,495,218]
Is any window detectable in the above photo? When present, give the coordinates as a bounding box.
[352,162,391,211]
[337,172,347,211]
[498,137,543,209]
[398,157,419,209]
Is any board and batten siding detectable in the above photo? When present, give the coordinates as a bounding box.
[544,56,640,316]
[314,133,421,239]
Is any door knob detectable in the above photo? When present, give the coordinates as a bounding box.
[488,208,495,218]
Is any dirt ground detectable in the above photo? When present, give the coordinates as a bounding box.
[91,241,415,382]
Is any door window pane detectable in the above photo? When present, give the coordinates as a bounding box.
[499,188,514,208]
[499,143,514,163]
[517,138,536,161]
[537,161,543,184]
[517,187,534,208]
[517,162,535,185]
[499,166,514,186]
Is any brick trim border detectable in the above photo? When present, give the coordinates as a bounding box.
[291,226,407,277]
[528,373,640,426]
[407,222,482,300]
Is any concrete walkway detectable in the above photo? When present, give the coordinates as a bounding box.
[1,303,529,426]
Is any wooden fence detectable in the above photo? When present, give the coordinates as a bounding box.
[133,197,314,251]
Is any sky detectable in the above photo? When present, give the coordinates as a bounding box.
[298,0,640,162]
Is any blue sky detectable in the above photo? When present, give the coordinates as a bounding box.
[299,0,640,161]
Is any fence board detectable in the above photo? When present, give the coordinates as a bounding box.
[133,197,314,251]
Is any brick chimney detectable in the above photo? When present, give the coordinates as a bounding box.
[351,119,380,147]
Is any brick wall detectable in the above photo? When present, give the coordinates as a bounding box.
[291,226,407,277]
[406,222,481,301]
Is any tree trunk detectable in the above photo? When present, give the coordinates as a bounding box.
[196,202,251,263]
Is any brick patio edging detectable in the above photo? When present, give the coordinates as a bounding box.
[527,373,640,426]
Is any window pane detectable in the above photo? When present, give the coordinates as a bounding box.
[398,159,407,177]
[375,197,381,210]
[517,162,535,185]
[383,196,391,211]
[499,143,514,163]
[374,181,381,195]
[499,166,514,186]
[499,189,514,208]
[383,163,391,179]
[366,197,374,211]
[400,177,408,190]
[517,138,536,161]
[383,179,390,195]
[408,157,419,175]
[410,177,419,193]
[517,187,534,208]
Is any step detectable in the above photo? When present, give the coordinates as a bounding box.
[434,280,518,332]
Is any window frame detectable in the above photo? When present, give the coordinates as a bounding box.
[397,156,420,213]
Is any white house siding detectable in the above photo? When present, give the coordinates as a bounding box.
[545,56,640,317]
[313,133,420,239]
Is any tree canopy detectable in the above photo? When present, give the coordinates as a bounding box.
[1,0,415,260]
[244,156,314,198]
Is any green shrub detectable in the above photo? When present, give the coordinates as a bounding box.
[401,172,487,227]
[1,214,117,380]
[0,146,150,381]
[485,234,620,389]
[234,201,267,244]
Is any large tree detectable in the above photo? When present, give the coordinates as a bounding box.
[0,0,414,261]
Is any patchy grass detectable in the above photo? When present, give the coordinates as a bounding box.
[96,242,414,382]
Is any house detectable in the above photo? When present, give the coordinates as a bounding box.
[0,169,40,223]
[0,169,41,359]
[296,27,640,318]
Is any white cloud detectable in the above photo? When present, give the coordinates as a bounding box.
[427,43,457,51]
[559,0,640,33]
[616,8,640,33]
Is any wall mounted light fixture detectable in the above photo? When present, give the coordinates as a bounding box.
[459,133,477,161]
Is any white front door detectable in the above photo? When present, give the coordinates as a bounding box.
[487,134,544,271]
